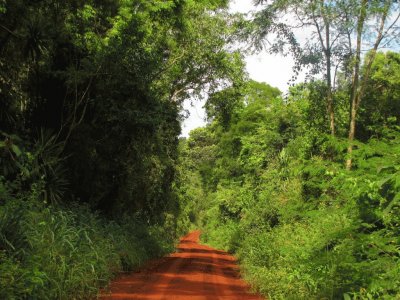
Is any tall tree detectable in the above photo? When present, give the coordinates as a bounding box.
[63,0,246,216]
[250,0,399,168]
[346,0,399,169]
[0,0,244,218]
[251,0,357,136]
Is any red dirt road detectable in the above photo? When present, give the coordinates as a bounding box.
[99,231,264,300]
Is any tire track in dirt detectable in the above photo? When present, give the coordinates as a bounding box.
[99,231,264,300]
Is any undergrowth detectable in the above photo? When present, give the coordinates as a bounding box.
[180,79,400,299]
[0,130,178,299]
[199,133,400,299]
[0,183,175,300]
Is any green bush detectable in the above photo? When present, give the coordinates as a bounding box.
[180,80,400,299]
[0,193,175,300]
[0,131,177,299]
[198,132,400,299]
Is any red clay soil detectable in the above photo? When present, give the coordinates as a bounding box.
[99,231,264,300]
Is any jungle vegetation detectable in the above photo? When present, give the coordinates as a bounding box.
[1,0,399,299]
[0,0,240,298]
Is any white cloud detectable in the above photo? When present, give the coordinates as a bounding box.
[229,0,257,13]
[245,53,295,92]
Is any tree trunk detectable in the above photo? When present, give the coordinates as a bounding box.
[346,0,367,170]
[346,0,390,170]
[319,0,335,136]
[325,24,335,136]
[327,90,335,136]
[346,94,358,169]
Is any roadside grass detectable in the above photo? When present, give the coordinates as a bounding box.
[0,196,175,300]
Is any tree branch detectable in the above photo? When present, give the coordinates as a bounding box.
[0,24,20,38]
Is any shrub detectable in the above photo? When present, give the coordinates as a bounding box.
[0,193,175,299]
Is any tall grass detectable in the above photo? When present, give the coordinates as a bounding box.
[0,191,175,299]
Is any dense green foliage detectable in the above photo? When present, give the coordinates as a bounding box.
[179,53,400,299]
[0,0,242,298]
[0,189,175,299]
[0,0,241,216]
[1,0,399,298]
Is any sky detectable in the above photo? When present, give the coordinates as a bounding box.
[180,1,299,137]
